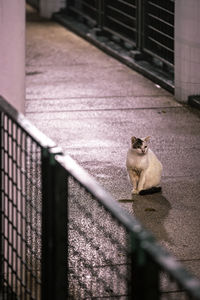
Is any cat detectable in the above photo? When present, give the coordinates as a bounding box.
[126,136,163,195]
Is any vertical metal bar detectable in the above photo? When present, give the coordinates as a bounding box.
[66,0,73,10]
[54,156,68,299]
[6,116,11,295]
[23,132,28,299]
[136,0,143,51]
[42,149,68,300]
[0,112,3,297]
[97,0,102,29]
[22,133,27,299]
[35,144,41,299]
[11,120,16,297]
[129,234,160,300]
[41,148,54,300]
[30,139,34,297]
[18,127,23,299]
[101,0,105,30]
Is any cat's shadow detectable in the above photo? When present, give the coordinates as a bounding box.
[119,193,172,244]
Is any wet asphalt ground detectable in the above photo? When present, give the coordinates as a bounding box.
[25,5,200,280]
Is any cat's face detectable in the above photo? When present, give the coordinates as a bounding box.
[131,136,150,154]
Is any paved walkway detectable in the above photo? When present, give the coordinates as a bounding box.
[26,5,200,279]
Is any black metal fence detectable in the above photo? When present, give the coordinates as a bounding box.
[103,0,137,46]
[1,96,200,300]
[66,0,174,68]
[143,0,174,67]
[0,105,42,299]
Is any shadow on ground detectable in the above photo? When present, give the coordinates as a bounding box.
[119,193,172,243]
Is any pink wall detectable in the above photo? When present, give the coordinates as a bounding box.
[0,0,25,113]
[175,0,200,102]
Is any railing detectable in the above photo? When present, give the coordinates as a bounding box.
[67,0,99,26]
[1,96,200,299]
[103,0,137,46]
[66,0,174,69]
[143,0,174,67]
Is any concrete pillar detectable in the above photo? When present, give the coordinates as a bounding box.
[0,0,25,113]
[40,0,66,19]
[175,0,200,103]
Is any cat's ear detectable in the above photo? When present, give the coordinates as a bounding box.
[131,136,137,144]
[144,136,151,143]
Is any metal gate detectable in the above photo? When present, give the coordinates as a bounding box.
[0,97,68,300]
[103,0,137,46]
[143,0,174,66]
[66,0,174,68]
[67,0,99,26]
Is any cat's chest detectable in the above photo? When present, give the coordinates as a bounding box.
[127,152,148,170]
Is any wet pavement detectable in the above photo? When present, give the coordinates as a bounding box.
[26,5,200,280]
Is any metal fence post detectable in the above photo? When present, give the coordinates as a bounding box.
[0,112,3,296]
[97,0,103,29]
[137,0,143,51]
[42,148,68,300]
[129,234,160,300]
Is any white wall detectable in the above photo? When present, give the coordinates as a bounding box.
[0,0,25,113]
[175,0,200,102]
[40,0,66,18]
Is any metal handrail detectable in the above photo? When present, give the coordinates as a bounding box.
[1,95,200,299]
[0,96,56,149]
[55,153,200,299]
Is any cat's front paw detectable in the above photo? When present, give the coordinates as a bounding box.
[132,189,139,195]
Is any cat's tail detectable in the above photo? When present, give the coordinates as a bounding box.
[139,186,162,195]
